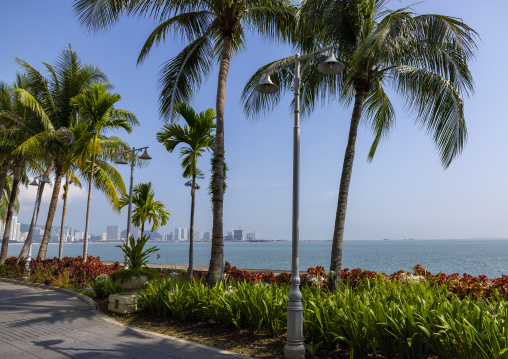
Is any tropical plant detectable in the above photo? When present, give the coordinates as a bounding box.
[12,46,109,260]
[117,234,159,271]
[118,182,170,238]
[241,0,479,288]
[111,234,160,284]
[157,103,215,281]
[0,77,46,264]
[71,83,137,261]
[74,0,297,284]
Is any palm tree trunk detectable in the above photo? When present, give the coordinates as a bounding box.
[58,173,70,260]
[38,165,63,260]
[208,35,233,285]
[189,176,196,283]
[82,155,95,263]
[0,160,22,264]
[328,91,366,289]
[17,162,54,263]
[0,158,12,205]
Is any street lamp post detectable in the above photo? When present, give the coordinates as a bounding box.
[23,174,51,279]
[255,45,344,359]
[115,146,152,268]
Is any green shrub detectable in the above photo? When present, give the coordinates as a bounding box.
[90,275,124,297]
[138,276,508,358]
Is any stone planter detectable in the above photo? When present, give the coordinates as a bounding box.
[115,274,149,291]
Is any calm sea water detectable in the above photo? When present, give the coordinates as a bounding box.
[7,239,508,278]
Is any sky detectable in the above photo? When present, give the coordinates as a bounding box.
[0,0,506,241]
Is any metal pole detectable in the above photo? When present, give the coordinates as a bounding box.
[23,181,42,279]
[284,54,304,359]
[124,147,135,268]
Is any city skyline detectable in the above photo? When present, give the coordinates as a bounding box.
[1,1,507,242]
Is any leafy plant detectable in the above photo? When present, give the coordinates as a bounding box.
[90,275,124,297]
[117,234,158,270]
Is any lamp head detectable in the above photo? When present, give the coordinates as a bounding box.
[255,73,280,94]
[115,155,128,165]
[41,175,51,184]
[139,148,152,160]
[29,179,38,186]
[317,52,345,75]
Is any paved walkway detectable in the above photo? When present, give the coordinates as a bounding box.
[0,281,252,359]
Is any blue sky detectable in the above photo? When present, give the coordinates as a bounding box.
[0,0,506,241]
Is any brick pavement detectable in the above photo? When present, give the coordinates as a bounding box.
[0,281,252,359]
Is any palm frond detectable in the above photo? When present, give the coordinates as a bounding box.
[393,65,467,167]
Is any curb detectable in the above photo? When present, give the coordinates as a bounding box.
[0,277,97,310]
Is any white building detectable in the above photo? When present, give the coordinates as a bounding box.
[101,233,107,241]
[174,228,188,241]
[107,225,120,241]
[246,230,259,241]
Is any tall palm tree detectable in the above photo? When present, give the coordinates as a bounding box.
[71,83,138,261]
[0,78,47,264]
[157,103,216,281]
[13,46,109,260]
[118,182,170,238]
[242,0,479,288]
[74,0,296,284]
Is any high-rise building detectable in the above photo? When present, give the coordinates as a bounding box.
[15,223,21,242]
[233,229,243,241]
[246,230,258,241]
[9,216,18,242]
[101,233,107,241]
[107,225,120,241]
[202,231,212,241]
[174,228,189,241]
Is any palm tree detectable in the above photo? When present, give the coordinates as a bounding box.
[13,46,109,260]
[74,0,296,284]
[71,83,138,261]
[0,78,47,264]
[157,103,216,281]
[118,182,170,238]
[242,0,479,288]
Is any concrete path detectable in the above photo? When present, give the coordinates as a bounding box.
[0,281,252,359]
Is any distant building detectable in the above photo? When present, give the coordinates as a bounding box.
[75,231,84,241]
[174,228,188,241]
[246,230,258,241]
[202,231,212,241]
[107,225,120,241]
[233,229,243,241]
[101,233,107,241]
[225,231,233,241]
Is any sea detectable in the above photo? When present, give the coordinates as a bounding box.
[6,239,508,278]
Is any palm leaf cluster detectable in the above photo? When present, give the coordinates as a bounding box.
[0,46,138,263]
[240,0,478,286]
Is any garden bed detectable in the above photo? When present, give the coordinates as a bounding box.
[2,256,508,358]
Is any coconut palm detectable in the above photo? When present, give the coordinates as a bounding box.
[0,78,47,264]
[71,83,138,261]
[74,0,296,284]
[118,182,170,238]
[13,46,109,260]
[242,0,479,288]
[157,103,216,281]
